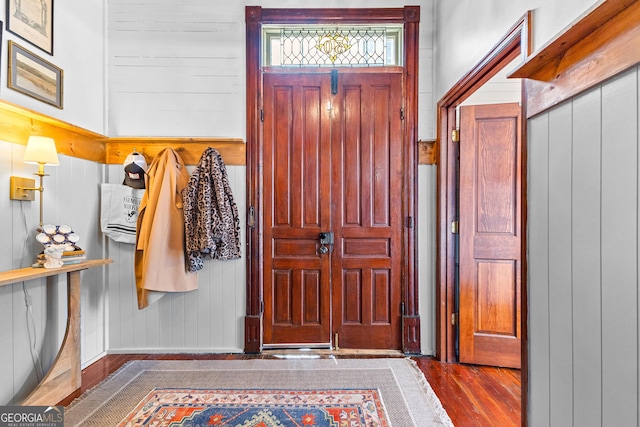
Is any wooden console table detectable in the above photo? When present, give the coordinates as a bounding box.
[0,259,112,406]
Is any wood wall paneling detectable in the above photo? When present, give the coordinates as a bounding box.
[526,114,550,425]
[527,65,640,427]
[570,87,602,426]
[519,3,640,426]
[600,68,638,426]
[547,103,574,426]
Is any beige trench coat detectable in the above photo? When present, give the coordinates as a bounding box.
[135,147,197,309]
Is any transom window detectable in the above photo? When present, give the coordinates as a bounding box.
[263,25,403,67]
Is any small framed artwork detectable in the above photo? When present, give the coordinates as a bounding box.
[6,0,53,55]
[8,41,63,108]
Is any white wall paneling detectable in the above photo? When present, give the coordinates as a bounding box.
[418,165,437,355]
[0,142,106,404]
[105,164,246,353]
[108,0,436,140]
[528,65,640,426]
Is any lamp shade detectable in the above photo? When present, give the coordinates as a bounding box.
[23,136,59,166]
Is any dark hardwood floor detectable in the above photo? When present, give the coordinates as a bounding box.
[58,354,521,426]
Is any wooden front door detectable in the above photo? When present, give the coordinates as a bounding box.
[262,71,403,349]
[458,103,522,368]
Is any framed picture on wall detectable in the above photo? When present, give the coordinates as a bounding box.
[6,0,54,55]
[8,41,63,108]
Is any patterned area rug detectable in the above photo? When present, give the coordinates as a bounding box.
[119,388,389,426]
[65,358,453,426]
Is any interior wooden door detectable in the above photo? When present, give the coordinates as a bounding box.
[262,73,333,346]
[459,102,522,368]
[262,71,403,349]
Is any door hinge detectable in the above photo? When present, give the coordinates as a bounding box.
[451,312,458,325]
[406,216,414,228]
[260,109,264,122]
[247,205,255,228]
[261,300,264,314]
[452,129,460,142]
[400,108,405,121]
[451,220,459,234]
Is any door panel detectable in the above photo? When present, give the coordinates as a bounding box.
[263,71,403,350]
[459,103,522,368]
[263,73,332,346]
[332,73,403,349]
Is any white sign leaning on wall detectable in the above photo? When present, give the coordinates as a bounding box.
[100,184,145,244]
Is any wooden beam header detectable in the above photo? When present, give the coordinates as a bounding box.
[510,0,640,117]
[107,137,246,166]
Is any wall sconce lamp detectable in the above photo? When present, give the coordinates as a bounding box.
[9,136,59,227]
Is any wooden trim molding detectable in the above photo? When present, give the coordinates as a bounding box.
[0,100,246,166]
[0,100,107,163]
[436,10,531,363]
[439,13,531,108]
[435,11,531,426]
[107,137,246,166]
[244,5,262,354]
[418,140,436,165]
[245,6,421,354]
[403,6,421,354]
[510,0,640,117]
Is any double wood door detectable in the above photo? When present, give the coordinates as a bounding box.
[262,71,403,349]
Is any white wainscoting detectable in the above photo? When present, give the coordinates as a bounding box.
[105,163,247,353]
[418,165,437,356]
[528,65,640,426]
[0,141,106,404]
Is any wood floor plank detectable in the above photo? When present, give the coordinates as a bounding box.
[58,354,521,427]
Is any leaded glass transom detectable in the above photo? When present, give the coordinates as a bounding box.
[264,25,403,67]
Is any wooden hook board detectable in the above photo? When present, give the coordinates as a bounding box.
[106,137,246,166]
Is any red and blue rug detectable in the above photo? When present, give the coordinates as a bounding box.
[118,388,390,426]
[65,359,454,426]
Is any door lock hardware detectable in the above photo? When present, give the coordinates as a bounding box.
[319,232,334,245]
[318,231,334,255]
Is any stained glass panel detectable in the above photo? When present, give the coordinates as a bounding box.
[264,25,402,67]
